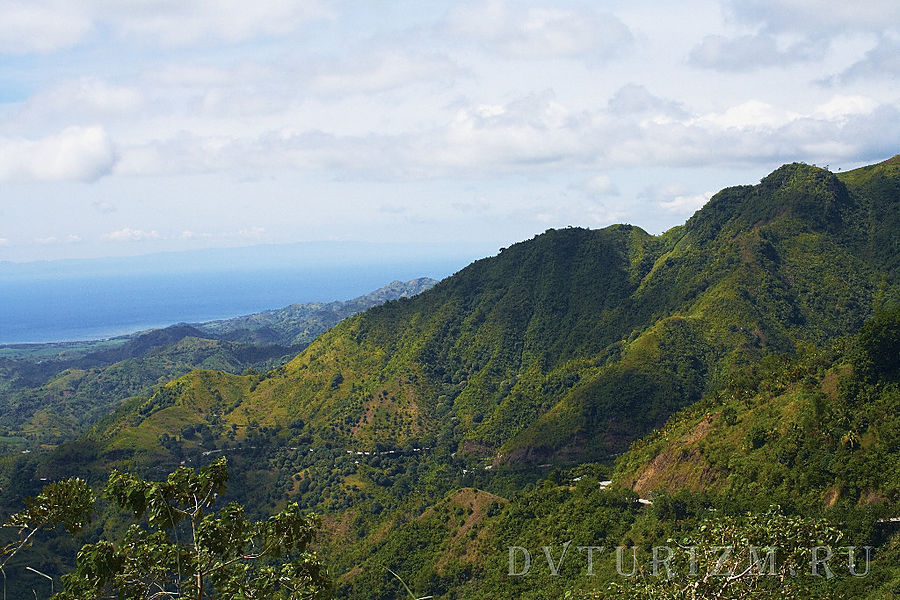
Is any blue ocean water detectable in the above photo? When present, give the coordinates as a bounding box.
[0,261,464,344]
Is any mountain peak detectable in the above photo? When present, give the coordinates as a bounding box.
[758,161,836,187]
[686,161,852,243]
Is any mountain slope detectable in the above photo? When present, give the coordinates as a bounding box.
[89,158,898,472]
[614,305,900,507]
[328,298,900,600]
[10,156,900,600]
[0,278,438,446]
[507,159,898,459]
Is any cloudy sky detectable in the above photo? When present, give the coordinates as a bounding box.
[1,0,898,262]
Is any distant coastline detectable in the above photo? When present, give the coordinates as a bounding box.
[0,261,462,345]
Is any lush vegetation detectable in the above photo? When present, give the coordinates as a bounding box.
[0,158,898,598]
[320,310,900,598]
[0,279,435,448]
[2,458,330,599]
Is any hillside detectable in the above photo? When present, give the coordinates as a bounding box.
[335,310,900,598]
[83,159,898,469]
[612,305,900,509]
[0,278,437,447]
[4,157,898,599]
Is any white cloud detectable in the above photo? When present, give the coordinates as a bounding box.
[180,228,270,242]
[0,0,333,56]
[108,88,900,182]
[813,95,878,121]
[310,50,461,95]
[104,228,162,242]
[533,193,628,228]
[689,33,823,71]
[31,234,82,244]
[775,105,900,163]
[0,237,10,246]
[595,93,900,169]
[703,2,898,79]
[823,37,900,84]
[4,0,898,263]
[180,230,213,240]
[237,226,265,239]
[691,100,798,130]
[24,78,142,117]
[431,91,592,171]
[148,64,236,87]
[102,0,332,46]
[0,1,92,53]
[607,84,687,119]
[0,126,116,182]
[113,131,241,177]
[659,191,714,212]
[581,174,619,196]
[725,0,900,34]
[446,0,632,60]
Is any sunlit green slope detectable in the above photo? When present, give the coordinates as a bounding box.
[90,157,899,470]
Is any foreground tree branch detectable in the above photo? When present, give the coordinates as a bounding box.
[2,458,331,600]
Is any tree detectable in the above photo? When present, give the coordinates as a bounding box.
[329,372,344,390]
[856,306,900,380]
[2,458,331,600]
[1,477,94,599]
[607,506,846,599]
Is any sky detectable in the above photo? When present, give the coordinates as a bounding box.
[1,0,898,263]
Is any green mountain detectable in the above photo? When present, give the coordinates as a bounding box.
[3,157,898,599]
[84,159,898,467]
[613,305,900,508]
[337,307,899,599]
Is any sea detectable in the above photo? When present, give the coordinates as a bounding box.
[0,245,483,344]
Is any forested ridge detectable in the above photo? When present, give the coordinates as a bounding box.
[1,157,898,598]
